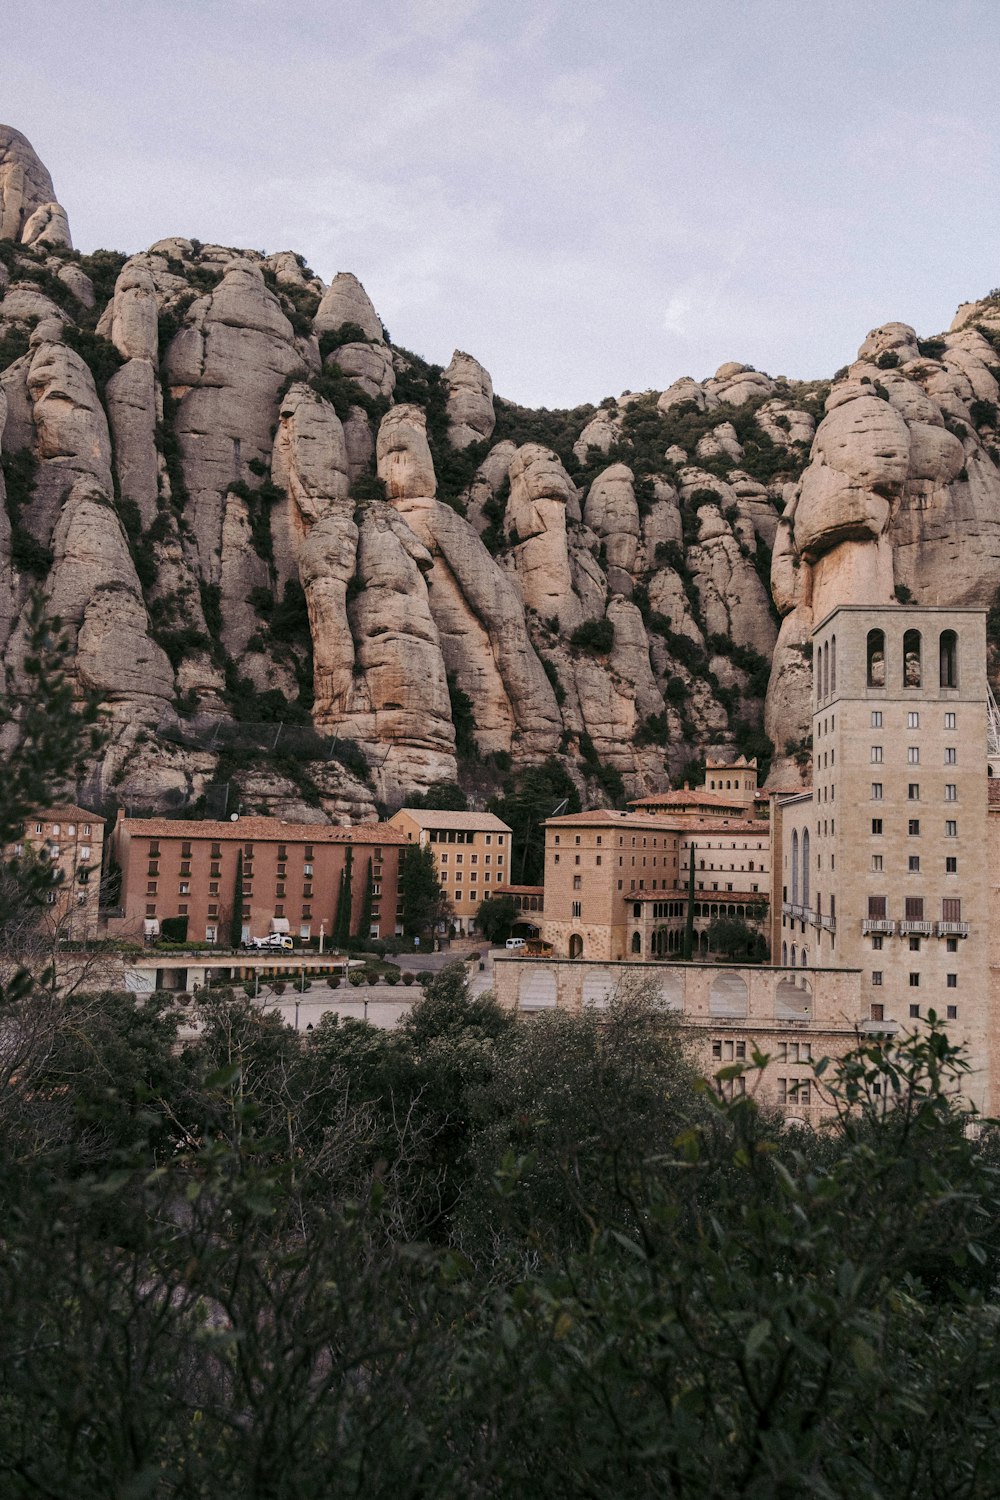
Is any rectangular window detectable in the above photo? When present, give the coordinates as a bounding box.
[942,898,962,922]
[907,747,919,764]
[571,900,582,918]
[871,935,883,950]
[871,746,883,763]
[907,711,919,729]
[908,856,920,873]
[871,818,883,835]
[947,1004,958,1020]
[871,783,883,801]
[909,975,920,989]
[945,784,957,801]
[871,854,883,871]
[945,747,957,764]
[909,936,921,952]
[946,820,957,837]
[947,937,958,952]
[947,973,957,988]
[904,896,924,920]
[908,819,920,835]
[871,1003,884,1020]
[870,710,882,728]
[908,784,920,800]
[909,1003,920,1017]
[945,712,956,730]
[871,971,883,986]
[573,875,582,889]
[946,857,957,873]
[868,895,887,919]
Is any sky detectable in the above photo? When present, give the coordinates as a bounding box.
[5,0,1000,408]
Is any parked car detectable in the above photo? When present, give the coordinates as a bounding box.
[243,934,294,951]
[505,937,526,950]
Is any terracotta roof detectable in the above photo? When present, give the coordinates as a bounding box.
[120,817,407,844]
[546,808,768,834]
[629,790,751,809]
[391,809,512,832]
[29,805,106,824]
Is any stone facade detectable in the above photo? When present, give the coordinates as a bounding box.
[773,604,993,1112]
[388,808,513,936]
[493,955,862,1125]
[14,804,105,941]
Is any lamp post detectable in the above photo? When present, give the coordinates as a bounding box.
[318,921,325,955]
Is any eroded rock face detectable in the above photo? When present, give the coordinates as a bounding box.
[163,261,306,574]
[0,125,65,243]
[584,463,640,575]
[314,272,383,342]
[26,337,113,544]
[505,444,582,629]
[376,404,436,500]
[270,382,350,586]
[106,358,160,526]
[443,350,495,449]
[326,341,395,400]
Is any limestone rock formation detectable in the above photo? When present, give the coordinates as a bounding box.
[314,271,383,342]
[505,444,582,630]
[444,350,495,450]
[0,126,70,245]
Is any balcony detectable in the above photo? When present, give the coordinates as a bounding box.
[899,920,932,936]
[821,915,837,933]
[862,919,895,935]
[810,911,822,929]
[936,921,969,937]
[789,903,805,920]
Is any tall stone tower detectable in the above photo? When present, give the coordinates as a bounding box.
[806,605,990,1107]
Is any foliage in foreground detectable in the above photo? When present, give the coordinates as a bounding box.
[1,971,1000,1496]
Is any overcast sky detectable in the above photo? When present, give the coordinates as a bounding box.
[6,0,1000,407]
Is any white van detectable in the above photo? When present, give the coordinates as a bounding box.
[505,937,525,950]
[244,934,294,951]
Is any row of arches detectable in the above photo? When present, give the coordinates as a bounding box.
[519,968,813,1020]
[867,628,958,689]
[781,942,810,967]
[817,635,837,701]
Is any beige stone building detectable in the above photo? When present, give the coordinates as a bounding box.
[388,809,513,936]
[540,808,769,962]
[773,603,993,1109]
[10,805,106,942]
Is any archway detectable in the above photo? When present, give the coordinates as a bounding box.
[709,972,748,1018]
[568,934,583,960]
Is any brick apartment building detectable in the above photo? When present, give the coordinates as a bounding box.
[110,815,407,945]
[388,809,514,936]
[10,804,106,942]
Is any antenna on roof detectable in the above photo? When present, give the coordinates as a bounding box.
[989,683,1000,758]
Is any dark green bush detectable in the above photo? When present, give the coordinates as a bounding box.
[570,618,614,655]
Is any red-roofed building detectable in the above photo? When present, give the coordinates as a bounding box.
[110,814,407,946]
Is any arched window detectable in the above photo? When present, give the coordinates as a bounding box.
[940,630,958,688]
[830,634,836,693]
[801,829,810,905]
[903,629,922,688]
[790,943,797,965]
[822,642,829,701]
[867,629,886,688]
[569,934,583,959]
[631,931,642,954]
[791,829,799,904]
[782,941,788,965]
[800,948,808,967]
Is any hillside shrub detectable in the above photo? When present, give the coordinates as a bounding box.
[570,618,614,655]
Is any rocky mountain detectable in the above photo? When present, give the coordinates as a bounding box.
[2,123,1000,822]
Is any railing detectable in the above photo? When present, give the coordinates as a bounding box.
[936,921,969,937]
[789,903,805,920]
[821,915,837,932]
[899,920,932,936]
[781,902,792,917]
[810,912,822,928]
[862,919,895,934]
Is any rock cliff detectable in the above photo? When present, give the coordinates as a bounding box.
[3,125,1000,823]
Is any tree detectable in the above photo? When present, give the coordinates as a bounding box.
[399,843,451,939]
[334,846,354,946]
[489,758,580,884]
[229,848,244,948]
[476,893,518,944]
[356,856,374,942]
[705,914,768,961]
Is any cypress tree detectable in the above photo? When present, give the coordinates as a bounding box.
[683,843,696,961]
[229,849,244,949]
[356,856,374,942]
[334,846,354,946]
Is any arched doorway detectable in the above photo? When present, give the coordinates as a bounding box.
[568,934,583,959]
